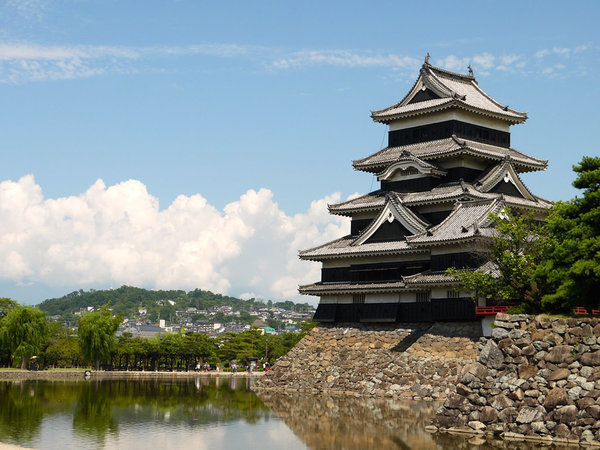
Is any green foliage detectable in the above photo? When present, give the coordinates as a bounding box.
[37,286,313,321]
[536,156,600,313]
[273,300,314,312]
[0,298,17,320]
[0,305,49,369]
[446,210,548,312]
[44,336,81,368]
[445,267,497,302]
[77,306,122,369]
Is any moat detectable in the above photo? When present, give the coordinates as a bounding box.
[0,376,545,449]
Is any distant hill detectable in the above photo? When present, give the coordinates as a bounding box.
[37,285,314,321]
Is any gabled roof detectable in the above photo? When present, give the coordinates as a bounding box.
[298,235,428,262]
[474,157,536,200]
[352,193,429,245]
[352,136,548,174]
[328,182,551,217]
[371,61,527,124]
[376,151,446,181]
[407,198,504,246]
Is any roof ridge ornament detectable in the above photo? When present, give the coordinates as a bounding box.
[424,52,431,66]
[468,64,474,77]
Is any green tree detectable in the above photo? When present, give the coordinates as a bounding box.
[0,298,17,320]
[536,156,600,313]
[0,305,49,369]
[77,306,122,370]
[447,210,548,311]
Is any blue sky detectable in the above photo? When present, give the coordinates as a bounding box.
[0,0,598,304]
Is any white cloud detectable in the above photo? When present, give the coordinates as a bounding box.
[270,49,419,70]
[0,175,349,301]
[0,40,593,83]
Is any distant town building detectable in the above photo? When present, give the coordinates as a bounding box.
[300,57,549,323]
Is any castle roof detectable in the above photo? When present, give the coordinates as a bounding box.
[352,136,547,174]
[299,235,427,262]
[298,281,406,296]
[406,199,503,246]
[371,62,527,124]
[328,182,552,216]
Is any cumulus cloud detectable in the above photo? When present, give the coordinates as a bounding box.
[0,175,349,301]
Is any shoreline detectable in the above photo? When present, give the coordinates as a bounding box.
[0,369,264,381]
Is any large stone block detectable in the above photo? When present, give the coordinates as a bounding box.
[543,387,569,410]
[554,404,578,424]
[478,340,505,369]
[547,368,570,381]
[581,351,600,366]
[516,406,545,424]
[491,393,514,410]
[544,345,575,364]
[498,406,518,423]
[480,406,499,424]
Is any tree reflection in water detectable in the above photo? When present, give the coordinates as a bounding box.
[0,378,550,449]
[0,377,269,448]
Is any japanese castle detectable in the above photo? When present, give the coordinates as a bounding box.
[300,56,549,323]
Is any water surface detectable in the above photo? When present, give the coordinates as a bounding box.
[0,377,545,449]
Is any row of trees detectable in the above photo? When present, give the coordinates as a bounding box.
[449,156,600,314]
[1,301,313,370]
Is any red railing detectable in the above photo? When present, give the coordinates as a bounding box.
[475,306,509,316]
[575,307,600,316]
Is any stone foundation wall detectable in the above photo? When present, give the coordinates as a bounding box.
[253,321,481,399]
[433,313,600,445]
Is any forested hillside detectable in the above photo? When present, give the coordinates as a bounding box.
[37,286,313,321]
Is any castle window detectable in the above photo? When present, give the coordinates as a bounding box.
[416,292,430,303]
[353,294,365,304]
[447,290,460,299]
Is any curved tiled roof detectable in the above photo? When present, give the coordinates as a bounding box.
[298,281,406,295]
[407,199,502,246]
[298,235,427,261]
[371,63,527,124]
[352,136,547,174]
[328,182,552,216]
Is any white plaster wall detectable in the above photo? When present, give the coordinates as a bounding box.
[365,293,399,304]
[436,156,490,171]
[319,295,353,304]
[352,212,379,220]
[399,292,417,303]
[481,316,494,337]
[431,288,448,298]
[388,109,510,132]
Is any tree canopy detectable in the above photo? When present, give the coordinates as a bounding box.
[448,155,600,315]
[0,305,49,369]
[77,306,122,369]
[447,210,548,311]
[535,156,600,313]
